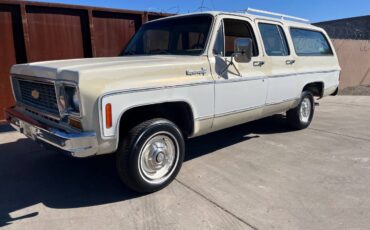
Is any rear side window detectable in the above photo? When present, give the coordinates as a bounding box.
[290,28,333,56]
[259,23,290,56]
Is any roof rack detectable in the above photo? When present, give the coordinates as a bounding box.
[246,8,310,23]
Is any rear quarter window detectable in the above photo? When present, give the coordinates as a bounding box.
[290,28,333,56]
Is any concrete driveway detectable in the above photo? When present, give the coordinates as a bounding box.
[1,96,370,230]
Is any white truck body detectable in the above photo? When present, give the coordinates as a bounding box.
[6,11,340,157]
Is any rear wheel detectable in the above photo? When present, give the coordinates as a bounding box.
[116,118,185,193]
[287,91,315,130]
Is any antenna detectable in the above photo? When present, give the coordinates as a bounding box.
[198,0,207,12]
[193,0,212,12]
[246,8,310,23]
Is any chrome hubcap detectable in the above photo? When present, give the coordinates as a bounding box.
[299,98,311,123]
[139,132,178,184]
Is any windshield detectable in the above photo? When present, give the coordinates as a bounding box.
[122,15,213,56]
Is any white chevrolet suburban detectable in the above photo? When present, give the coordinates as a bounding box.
[5,10,340,193]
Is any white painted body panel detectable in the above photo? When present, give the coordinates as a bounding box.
[10,11,341,155]
[254,19,299,105]
[101,83,214,138]
[207,15,269,132]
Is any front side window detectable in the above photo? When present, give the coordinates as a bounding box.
[290,28,333,56]
[259,23,290,56]
[123,15,213,56]
[222,19,259,57]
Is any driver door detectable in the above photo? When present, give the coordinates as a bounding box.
[208,17,268,131]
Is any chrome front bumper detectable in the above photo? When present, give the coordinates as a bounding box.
[5,107,98,158]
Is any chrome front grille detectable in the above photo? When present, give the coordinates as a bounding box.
[16,78,60,115]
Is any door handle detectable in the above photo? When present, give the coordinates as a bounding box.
[286,60,296,65]
[253,61,265,67]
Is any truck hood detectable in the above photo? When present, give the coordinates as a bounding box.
[11,55,212,95]
[11,56,180,82]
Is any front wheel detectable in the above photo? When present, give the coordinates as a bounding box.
[116,118,185,193]
[287,91,315,130]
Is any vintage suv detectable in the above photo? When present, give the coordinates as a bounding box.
[5,9,340,193]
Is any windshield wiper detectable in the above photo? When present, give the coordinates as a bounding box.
[123,50,136,56]
[149,50,170,55]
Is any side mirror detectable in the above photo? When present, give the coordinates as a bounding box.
[233,38,252,63]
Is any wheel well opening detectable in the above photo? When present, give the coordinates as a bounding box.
[119,102,194,138]
[303,82,324,97]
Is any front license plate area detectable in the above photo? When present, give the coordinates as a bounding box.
[21,122,37,141]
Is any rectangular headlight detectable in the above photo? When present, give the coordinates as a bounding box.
[56,83,81,117]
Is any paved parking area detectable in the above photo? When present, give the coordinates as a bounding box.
[1,96,370,230]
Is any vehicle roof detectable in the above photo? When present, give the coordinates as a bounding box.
[149,11,324,32]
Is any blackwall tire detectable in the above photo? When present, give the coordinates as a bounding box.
[287,91,315,130]
[116,118,185,193]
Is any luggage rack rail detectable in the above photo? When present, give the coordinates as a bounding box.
[246,8,310,23]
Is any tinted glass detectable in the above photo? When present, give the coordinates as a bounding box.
[259,23,290,56]
[123,15,213,56]
[290,28,333,56]
[223,19,258,57]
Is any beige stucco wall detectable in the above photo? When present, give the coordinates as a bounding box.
[332,39,370,89]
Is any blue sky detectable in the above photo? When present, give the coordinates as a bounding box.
[32,0,369,23]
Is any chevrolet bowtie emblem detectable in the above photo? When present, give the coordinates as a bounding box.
[31,90,40,100]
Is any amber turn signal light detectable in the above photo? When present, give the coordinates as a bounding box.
[105,103,112,129]
[68,117,82,130]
